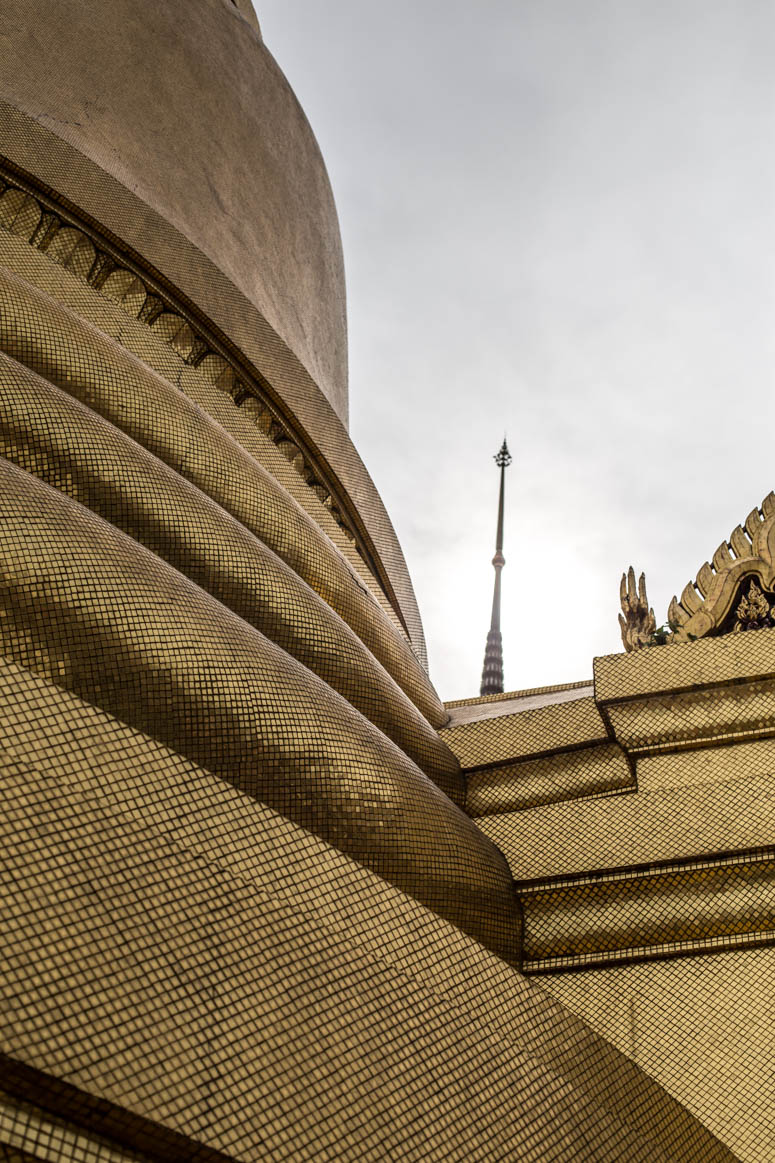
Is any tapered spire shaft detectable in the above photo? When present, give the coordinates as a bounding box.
[480,439,512,695]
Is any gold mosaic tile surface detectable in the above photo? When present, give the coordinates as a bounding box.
[541,949,775,1163]
[638,735,775,792]
[518,848,775,970]
[595,627,775,703]
[0,1092,151,1163]
[440,695,607,769]
[605,677,775,754]
[0,350,462,802]
[0,657,733,1161]
[479,743,775,880]
[467,742,633,817]
[0,461,513,957]
[0,264,444,728]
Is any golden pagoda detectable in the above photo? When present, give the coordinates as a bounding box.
[0,3,771,1160]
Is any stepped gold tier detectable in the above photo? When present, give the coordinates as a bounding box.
[0,2,771,1161]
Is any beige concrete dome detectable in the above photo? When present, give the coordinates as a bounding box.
[0,0,348,424]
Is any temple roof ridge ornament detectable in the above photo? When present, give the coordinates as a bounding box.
[667,490,775,640]
[618,566,657,651]
[619,491,775,650]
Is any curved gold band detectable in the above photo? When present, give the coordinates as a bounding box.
[0,351,462,802]
[0,457,520,963]
[0,267,447,728]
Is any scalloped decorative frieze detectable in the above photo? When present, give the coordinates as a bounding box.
[0,172,362,558]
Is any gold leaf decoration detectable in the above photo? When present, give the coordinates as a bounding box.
[733,579,773,633]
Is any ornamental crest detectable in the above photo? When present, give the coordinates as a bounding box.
[668,492,775,642]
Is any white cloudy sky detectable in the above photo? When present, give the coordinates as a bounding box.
[257,0,775,702]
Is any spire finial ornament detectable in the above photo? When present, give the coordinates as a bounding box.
[480,438,511,695]
[494,439,512,470]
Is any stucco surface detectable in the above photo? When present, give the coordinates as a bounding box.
[0,0,347,423]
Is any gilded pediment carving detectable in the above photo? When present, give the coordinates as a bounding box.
[668,491,775,641]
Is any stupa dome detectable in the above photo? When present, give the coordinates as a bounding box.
[0,0,348,423]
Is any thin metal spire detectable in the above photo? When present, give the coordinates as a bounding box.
[480,438,512,696]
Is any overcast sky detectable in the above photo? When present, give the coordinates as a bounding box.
[257,0,775,702]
